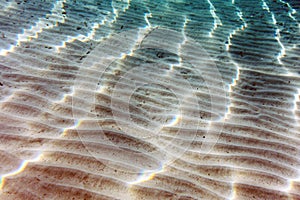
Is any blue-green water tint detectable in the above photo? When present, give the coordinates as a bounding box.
[0,0,300,199]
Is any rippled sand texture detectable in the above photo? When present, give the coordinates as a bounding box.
[1,0,300,199]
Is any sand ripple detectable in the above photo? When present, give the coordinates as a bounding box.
[0,0,300,199]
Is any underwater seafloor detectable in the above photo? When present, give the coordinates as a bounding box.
[0,0,300,199]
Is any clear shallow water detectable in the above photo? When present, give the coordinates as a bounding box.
[0,0,300,199]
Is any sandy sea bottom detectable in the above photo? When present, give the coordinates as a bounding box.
[0,0,300,199]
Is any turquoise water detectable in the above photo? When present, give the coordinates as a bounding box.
[0,0,300,199]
